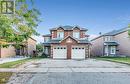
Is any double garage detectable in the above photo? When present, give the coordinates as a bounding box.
[52,46,87,59]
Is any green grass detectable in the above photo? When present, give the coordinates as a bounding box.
[0,57,44,68]
[97,57,130,64]
[0,72,13,84]
[0,57,45,83]
[0,58,31,68]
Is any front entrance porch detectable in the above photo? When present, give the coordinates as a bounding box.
[43,43,51,57]
[104,42,118,56]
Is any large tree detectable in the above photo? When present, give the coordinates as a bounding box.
[0,0,41,47]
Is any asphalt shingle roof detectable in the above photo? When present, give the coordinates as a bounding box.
[50,39,61,43]
[50,39,89,44]
[43,34,51,37]
[42,43,51,46]
[104,42,118,46]
[50,25,87,31]
[103,28,129,36]
[43,39,89,44]
[78,40,90,43]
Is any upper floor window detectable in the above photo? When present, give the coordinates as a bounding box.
[57,32,64,39]
[104,36,112,41]
[73,32,80,38]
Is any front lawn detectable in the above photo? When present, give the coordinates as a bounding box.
[97,57,130,64]
[0,58,31,68]
[0,72,13,84]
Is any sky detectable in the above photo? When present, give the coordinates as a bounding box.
[32,0,130,43]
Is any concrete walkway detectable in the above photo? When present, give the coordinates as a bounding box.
[1,67,130,73]
[1,59,130,72]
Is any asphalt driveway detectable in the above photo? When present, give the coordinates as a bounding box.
[7,59,130,84]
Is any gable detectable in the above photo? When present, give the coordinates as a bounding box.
[73,26,80,30]
[60,36,78,44]
[57,27,64,31]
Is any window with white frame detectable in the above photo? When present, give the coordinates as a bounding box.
[104,36,112,41]
[57,32,64,39]
[73,32,80,38]
[110,46,116,54]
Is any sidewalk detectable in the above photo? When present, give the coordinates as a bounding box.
[0,56,28,64]
[1,67,130,73]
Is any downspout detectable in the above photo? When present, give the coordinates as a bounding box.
[88,44,91,58]
[107,45,109,56]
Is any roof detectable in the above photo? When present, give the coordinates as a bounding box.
[48,38,90,44]
[103,27,129,36]
[78,40,90,43]
[91,27,130,41]
[50,25,88,31]
[42,43,51,46]
[29,37,37,42]
[50,39,61,43]
[42,34,51,37]
[60,36,79,43]
[104,42,118,46]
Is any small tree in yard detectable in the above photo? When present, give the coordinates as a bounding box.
[36,43,47,58]
[36,43,43,53]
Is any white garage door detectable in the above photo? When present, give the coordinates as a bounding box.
[53,46,67,59]
[71,46,85,59]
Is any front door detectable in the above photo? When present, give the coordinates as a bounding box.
[110,46,116,55]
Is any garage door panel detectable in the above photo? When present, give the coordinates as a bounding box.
[71,46,85,59]
[53,46,67,59]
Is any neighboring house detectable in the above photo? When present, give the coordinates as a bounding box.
[43,25,90,59]
[91,28,130,57]
[0,37,37,58]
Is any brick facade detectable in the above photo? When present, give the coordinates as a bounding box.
[43,26,90,59]
[51,37,90,59]
[51,28,87,39]
[51,30,57,38]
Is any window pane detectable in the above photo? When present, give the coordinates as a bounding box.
[73,32,79,38]
[57,32,64,38]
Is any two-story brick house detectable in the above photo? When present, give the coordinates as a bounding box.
[91,27,130,57]
[43,25,90,59]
